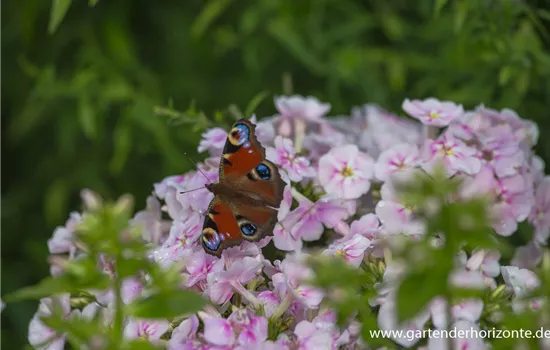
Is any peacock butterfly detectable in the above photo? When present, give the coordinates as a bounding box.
[200,119,285,256]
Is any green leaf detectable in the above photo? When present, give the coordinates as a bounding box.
[396,268,447,322]
[128,290,208,319]
[309,255,365,290]
[499,66,513,86]
[44,179,68,226]
[434,0,449,17]
[453,0,470,33]
[244,90,270,118]
[48,0,73,34]
[109,116,132,175]
[3,278,68,302]
[191,0,233,38]
[41,314,103,349]
[78,94,97,140]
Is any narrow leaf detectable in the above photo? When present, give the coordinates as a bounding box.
[434,0,448,17]
[244,90,270,118]
[48,0,73,34]
[128,290,207,319]
[4,277,73,302]
[191,0,233,38]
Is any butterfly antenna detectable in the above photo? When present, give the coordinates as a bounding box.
[179,187,207,195]
[183,152,212,184]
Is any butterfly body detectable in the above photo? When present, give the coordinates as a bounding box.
[201,120,285,257]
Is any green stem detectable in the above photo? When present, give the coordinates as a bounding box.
[113,259,124,347]
[271,294,293,321]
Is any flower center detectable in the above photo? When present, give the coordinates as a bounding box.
[439,145,454,156]
[178,236,187,247]
[429,111,440,119]
[335,249,346,257]
[341,166,354,178]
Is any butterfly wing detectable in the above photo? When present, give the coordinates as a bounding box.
[201,196,279,256]
[219,119,285,207]
[201,197,244,256]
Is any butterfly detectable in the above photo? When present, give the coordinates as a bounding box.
[200,119,285,257]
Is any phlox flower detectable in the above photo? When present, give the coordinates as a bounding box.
[375,180,425,236]
[429,297,483,329]
[422,135,481,177]
[302,125,349,161]
[131,195,171,245]
[202,309,268,347]
[402,98,464,127]
[255,271,288,318]
[323,234,371,268]
[266,136,315,182]
[529,176,550,244]
[198,127,228,157]
[47,212,81,276]
[279,255,324,309]
[351,105,422,158]
[207,257,263,305]
[347,213,381,240]
[427,320,486,350]
[511,241,543,270]
[478,126,525,178]
[168,316,199,350]
[318,144,374,199]
[311,310,351,349]
[451,299,484,323]
[184,250,225,290]
[374,143,421,182]
[273,191,355,251]
[287,320,334,350]
[250,114,276,145]
[175,159,219,214]
[151,213,202,268]
[501,266,540,298]
[153,174,189,200]
[377,295,431,348]
[274,95,331,137]
[465,249,501,278]
[28,294,72,350]
[47,212,81,255]
[123,318,170,342]
[449,269,487,290]
[490,174,533,236]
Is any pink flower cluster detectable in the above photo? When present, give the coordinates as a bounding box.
[32,96,549,349]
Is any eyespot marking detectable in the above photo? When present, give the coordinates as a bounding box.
[240,222,257,236]
[255,163,271,180]
[228,123,249,146]
[202,228,221,251]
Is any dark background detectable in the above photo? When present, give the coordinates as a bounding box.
[2,0,550,347]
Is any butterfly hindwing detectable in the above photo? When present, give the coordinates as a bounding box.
[201,197,243,256]
[201,197,279,256]
[231,202,279,242]
[220,120,285,207]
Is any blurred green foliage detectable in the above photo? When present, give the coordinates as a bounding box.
[2,0,549,347]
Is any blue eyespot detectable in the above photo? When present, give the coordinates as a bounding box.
[256,163,271,180]
[231,124,250,146]
[202,230,221,251]
[240,222,257,236]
